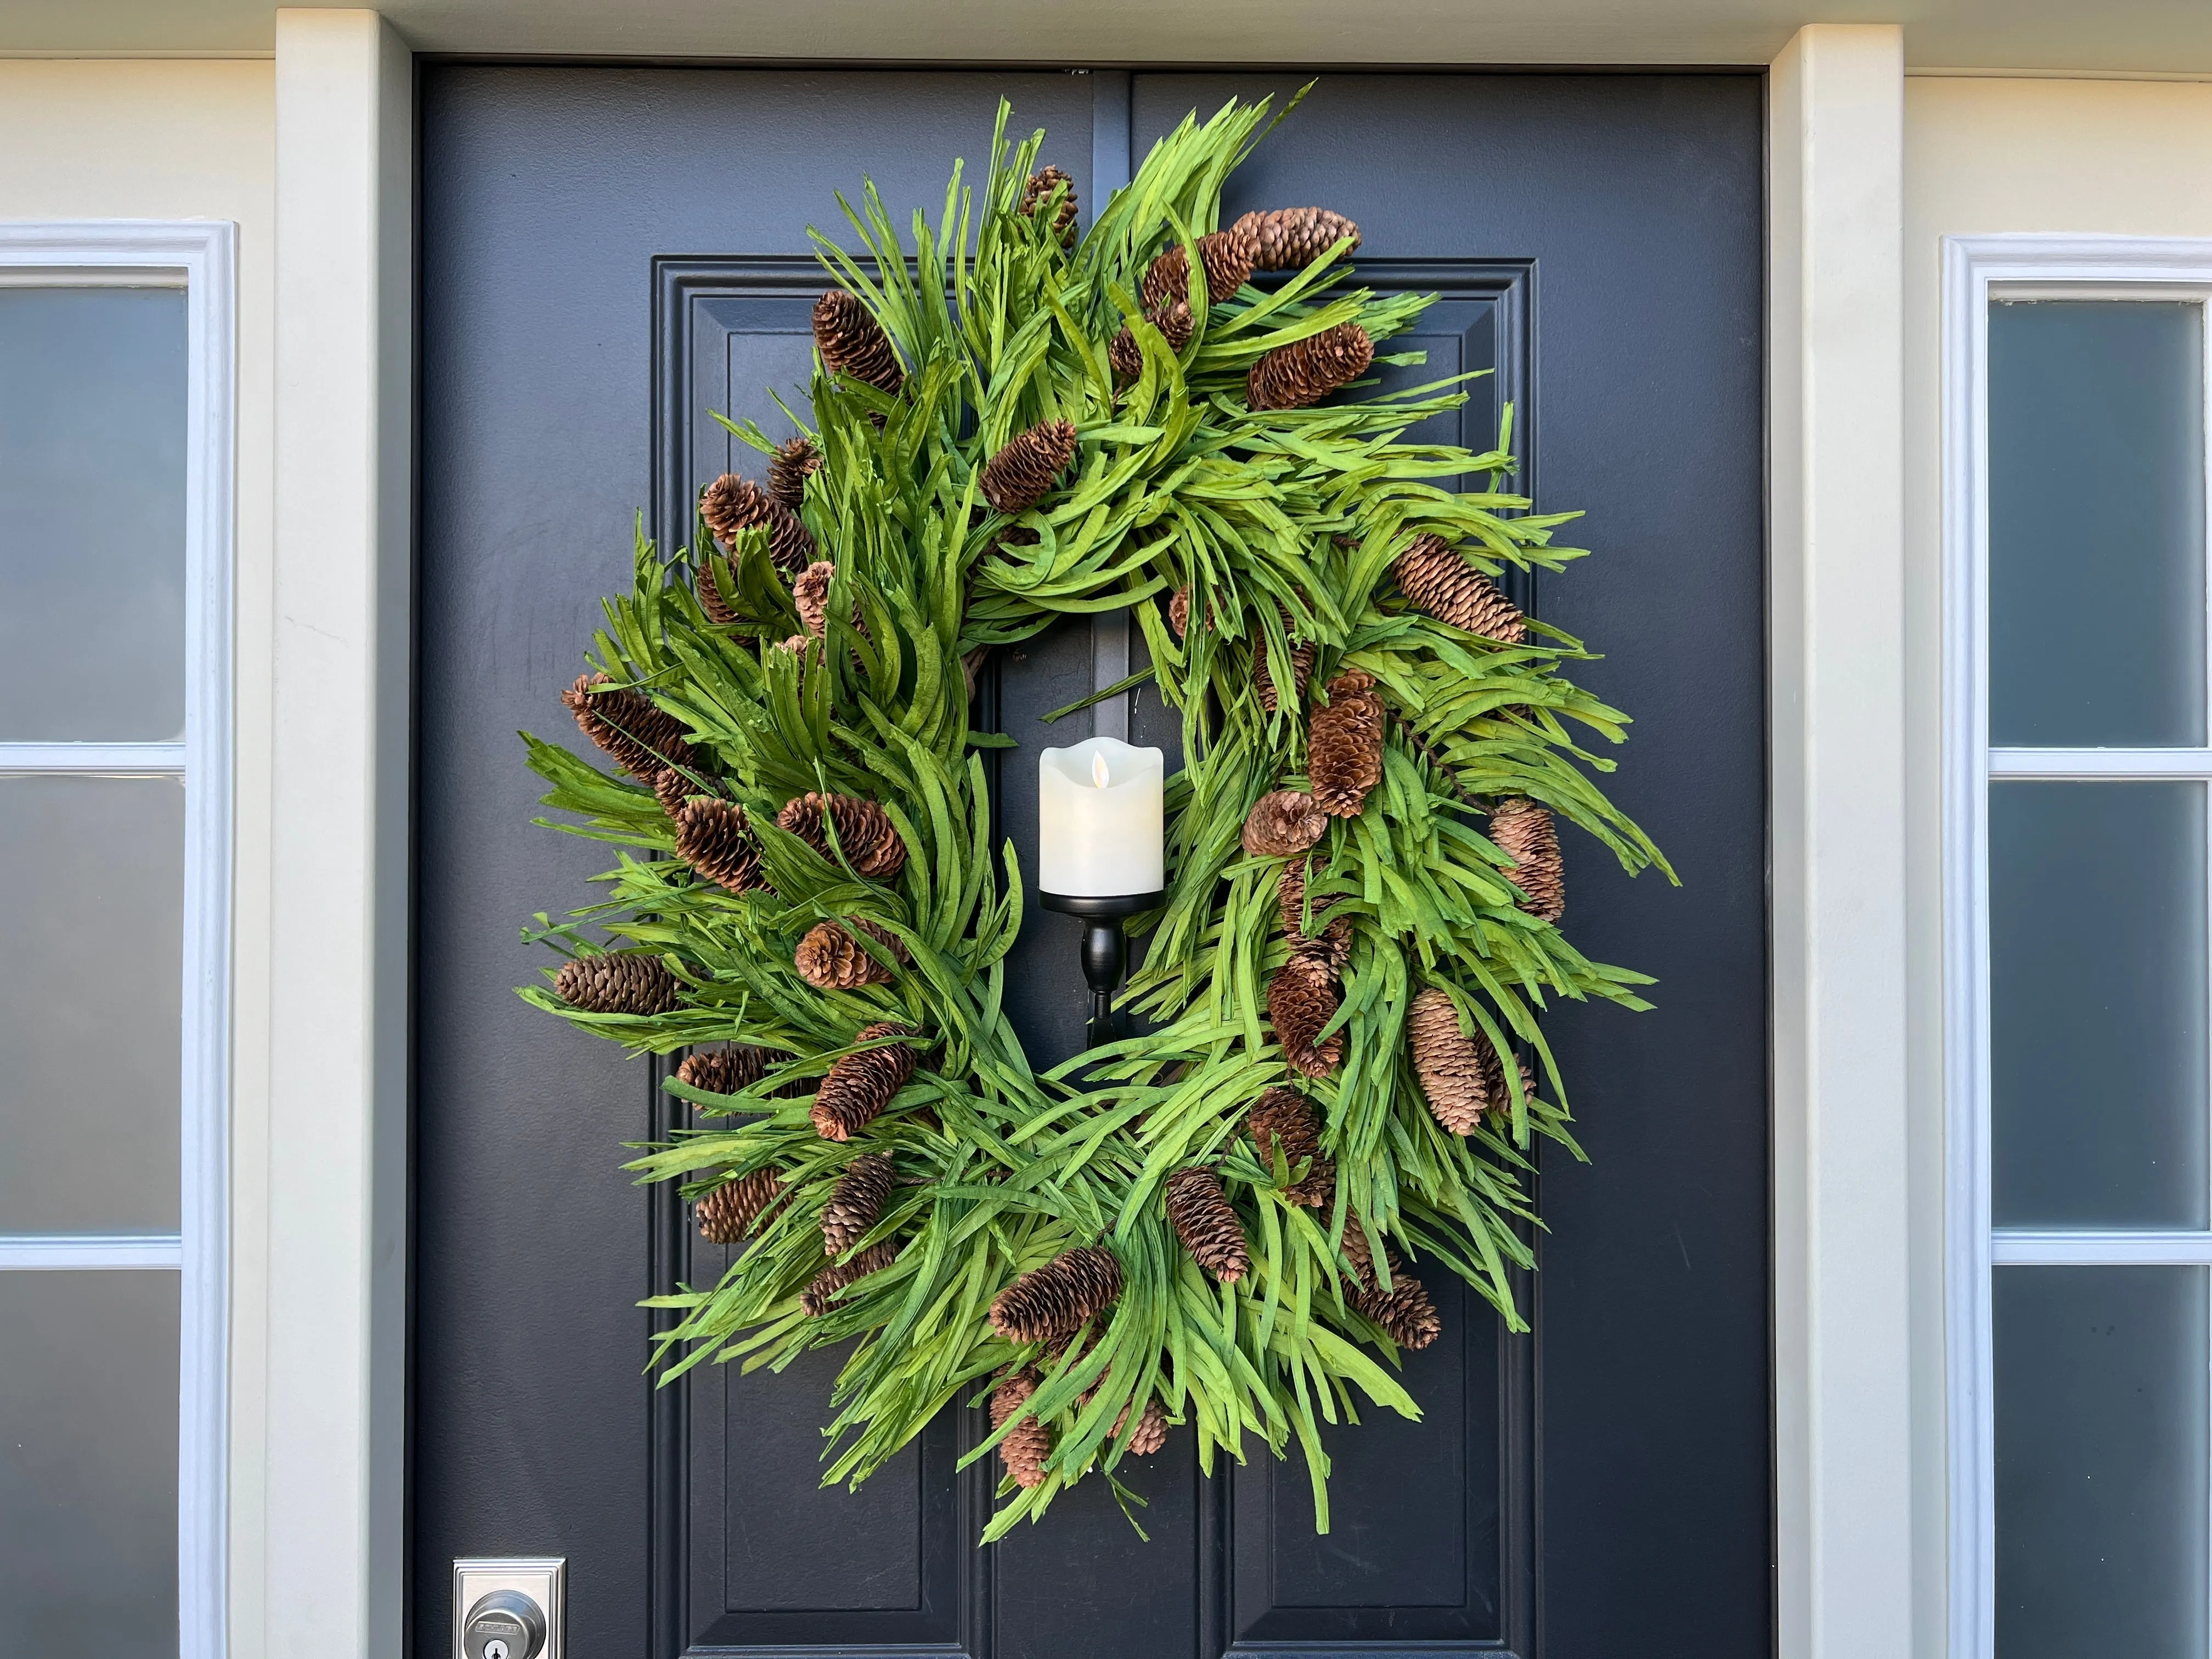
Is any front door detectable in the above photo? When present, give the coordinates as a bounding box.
[414,65,1768,1657]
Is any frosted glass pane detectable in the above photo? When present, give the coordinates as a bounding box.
[1990,782,2208,1228]
[1995,1266,2208,1659]
[0,776,182,1232]
[0,1271,178,1658]
[0,287,188,741]
[1989,301,2205,747]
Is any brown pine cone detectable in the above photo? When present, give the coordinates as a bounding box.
[801,1241,899,1317]
[1141,224,1257,310]
[653,766,701,820]
[1248,322,1375,412]
[768,436,821,511]
[1348,1240,1441,1351]
[696,556,740,625]
[1019,165,1080,246]
[776,791,907,881]
[1109,300,1194,380]
[1242,788,1329,857]
[812,289,904,398]
[990,1370,1053,1488]
[1165,1167,1249,1284]
[554,952,680,1017]
[989,1244,1125,1344]
[1253,608,1315,715]
[1167,586,1190,640]
[675,798,767,895]
[1394,534,1526,643]
[562,672,697,782]
[820,1151,896,1257]
[696,1167,784,1244]
[1308,670,1385,818]
[676,1045,766,1096]
[792,560,837,640]
[1278,859,1351,974]
[1489,797,1565,922]
[1115,1391,1170,1455]
[980,419,1078,516]
[1268,955,1344,1078]
[794,917,909,990]
[1407,987,1502,1134]
[809,1022,919,1141]
[1249,1086,1334,1206]
[1235,207,1362,270]
[699,473,816,574]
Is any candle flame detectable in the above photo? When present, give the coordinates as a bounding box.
[1091,752,1111,788]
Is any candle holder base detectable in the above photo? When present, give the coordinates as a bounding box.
[1040,890,1165,1049]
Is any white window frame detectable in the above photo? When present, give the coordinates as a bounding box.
[1944,234,2212,1659]
[0,221,235,1659]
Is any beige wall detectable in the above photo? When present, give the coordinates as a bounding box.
[0,58,276,1659]
[1903,72,2212,1659]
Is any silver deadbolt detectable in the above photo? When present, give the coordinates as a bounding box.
[463,1589,545,1659]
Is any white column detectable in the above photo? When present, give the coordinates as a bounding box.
[1769,23,1916,1659]
[267,11,413,1657]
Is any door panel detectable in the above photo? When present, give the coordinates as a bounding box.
[416,64,1766,1659]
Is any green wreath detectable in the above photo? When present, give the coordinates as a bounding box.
[521,88,1669,1541]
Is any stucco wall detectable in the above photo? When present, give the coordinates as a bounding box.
[0,58,276,1659]
[1903,71,2212,1659]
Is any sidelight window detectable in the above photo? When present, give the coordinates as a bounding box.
[0,226,233,1659]
[1948,241,2212,1659]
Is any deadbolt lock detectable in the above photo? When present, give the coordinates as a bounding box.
[453,1558,564,1659]
[462,1589,545,1659]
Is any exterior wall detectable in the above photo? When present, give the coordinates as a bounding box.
[0,58,276,1659]
[1903,72,2212,1659]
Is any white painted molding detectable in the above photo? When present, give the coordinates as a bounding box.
[267,12,413,1659]
[0,215,236,1659]
[1769,26,1914,1659]
[1941,230,2212,1659]
[0,1234,187,1270]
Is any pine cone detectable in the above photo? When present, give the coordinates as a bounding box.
[801,1241,898,1317]
[1253,608,1315,716]
[696,556,740,625]
[809,1022,919,1141]
[676,1045,766,1095]
[1249,1086,1334,1205]
[1019,165,1080,246]
[699,473,816,574]
[1165,1166,1249,1284]
[1279,859,1351,974]
[1407,987,1505,1134]
[792,560,837,639]
[989,1244,1125,1344]
[554,952,680,1016]
[1236,207,1362,270]
[653,766,700,819]
[821,1151,896,1257]
[561,672,697,782]
[991,1370,1053,1488]
[812,289,904,397]
[980,419,1077,516]
[1242,788,1329,857]
[1116,1391,1170,1455]
[1248,322,1375,412]
[1167,586,1190,640]
[794,917,908,990]
[1489,797,1565,922]
[1308,670,1385,818]
[1268,955,1344,1077]
[769,436,821,511]
[1141,224,1256,310]
[1109,300,1193,380]
[696,1167,783,1244]
[776,791,907,881]
[675,798,767,895]
[1348,1240,1441,1351]
[1394,534,1526,643]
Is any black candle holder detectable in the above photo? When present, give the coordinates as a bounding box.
[1040,889,1165,1049]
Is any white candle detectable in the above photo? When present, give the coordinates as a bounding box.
[1039,736,1165,897]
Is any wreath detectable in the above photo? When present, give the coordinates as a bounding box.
[521,88,1669,1540]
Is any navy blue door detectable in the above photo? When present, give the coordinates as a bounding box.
[415,65,1767,1658]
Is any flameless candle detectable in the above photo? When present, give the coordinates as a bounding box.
[1038,737,1165,899]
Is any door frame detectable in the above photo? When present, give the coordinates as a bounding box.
[251,15,1912,1658]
